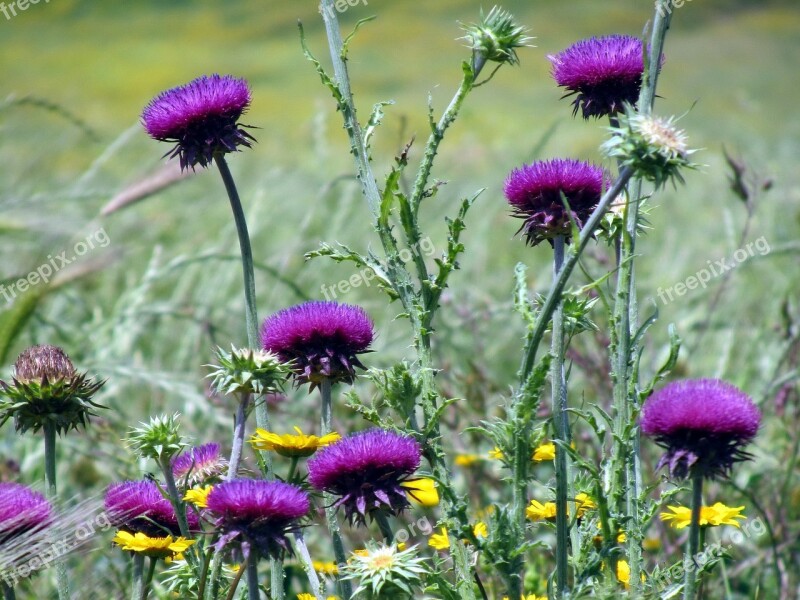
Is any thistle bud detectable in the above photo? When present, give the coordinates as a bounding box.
[460,6,532,72]
[206,345,290,398]
[127,413,186,462]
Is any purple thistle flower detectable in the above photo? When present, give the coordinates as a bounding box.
[172,442,226,485]
[307,429,421,525]
[261,301,374,389]
[548,34,647,119]
[641,378,761,479]
[104,480,200,537]
[0,483,51,543]
[205,479,309,560]
[141,74,255,171]
[504,158,608,246]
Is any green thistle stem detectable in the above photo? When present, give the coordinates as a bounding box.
[158,456,192,541]
[293,529,323,600]
[227,393,250,480]
[683,471,704,600]
[375,511,394,543]
[551,235,571,598]
[1,583,15,600]
[43,422,69,600]
[319,377,352,599]
[246,550,261,600]
[130,553,150,600]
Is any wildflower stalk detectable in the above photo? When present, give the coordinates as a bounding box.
[319,377,352,599]
[375,511,395,542]
[550,235,572,597]
[293,529,323,600]
[610,8,673,593]
[227,393,250,480]
[130,553,145,600]
[245,550,260,600]
[684,471,704,600]
[157,456,192,540]
[43,421,70,600]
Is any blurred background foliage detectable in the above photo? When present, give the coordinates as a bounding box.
[1,0,799,597]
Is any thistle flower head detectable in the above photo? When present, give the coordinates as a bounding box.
[172,443,226,485]
[548,34,651,119]
[342,542,428,600]
[261,301,374,389]
[307,429,421,525]
[0,482,52,543]
[602,107,698,188]
[206,345,290,398]
[504,158,609,246]
[205,479,309,560]
[105,480,200,537]
[641,378,761,479]
[127,413,186,462]
[0,344,105,435]
[141,74,255,170]
[459,6,533,69]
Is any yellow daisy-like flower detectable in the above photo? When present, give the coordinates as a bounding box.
[183,485,213,508]
[400,478,439,507]
[526,500,557,521]
[615,559,646,590]
[660,503,745,530]
[313,560,338,576]
[473,522,488,539]
[250,427,340,458]
[454,454,481,467]
[532,442,555,462]
[428,527,451,551]
[112,531,195,562]
[489,447,504,460]
[575,493,596,518]
[298,594,338,600]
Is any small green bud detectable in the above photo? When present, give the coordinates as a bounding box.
[127,413,186,462]
[460,6,533,71]
[206,345,290,398]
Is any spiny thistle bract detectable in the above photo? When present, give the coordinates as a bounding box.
[548,34,651,119]
[341,542,428,600]
[127,413,186,462]
[459,6,533,68]
[205,479,309,560]
[141,74,255,170]
[261,300,374,390]
[640,378,761,479]
[206,345,290,398]
[0,344,105,435]
[602,107,699,188]
[105,480,200,538]
[504,158,609,246]
[307,429,421,525]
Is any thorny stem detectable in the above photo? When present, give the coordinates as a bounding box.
[551,235,572,597]
[319,377,353,599]
[613,8,673,593]
[293,529,324,600]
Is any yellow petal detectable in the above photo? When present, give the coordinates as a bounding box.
[401,478,439,507]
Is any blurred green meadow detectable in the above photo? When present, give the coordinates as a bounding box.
[1,0,800,597]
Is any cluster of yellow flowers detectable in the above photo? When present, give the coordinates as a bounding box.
[526,493,596,521]
[660,502,745,529]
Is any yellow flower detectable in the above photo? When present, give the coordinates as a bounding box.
[112,531,195,562]
[250,427,340,458]
[428,527,450,550]
[400,478,439,507]
[489,447,504,460]
[473,522,488,539]
[454,454,481,467]
[660,503,746,530]
[574,493,596,518]
[526,500,557,521]
[312,560,338,575]
[298,595,338,600]
[351,549,369,558]
[183,485,213,508]
[616,559,645,590]
[501,595,547,600]
[643,537,661,551]
[532,442,556,462]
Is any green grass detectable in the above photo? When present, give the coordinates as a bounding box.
[1,1,799,598]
